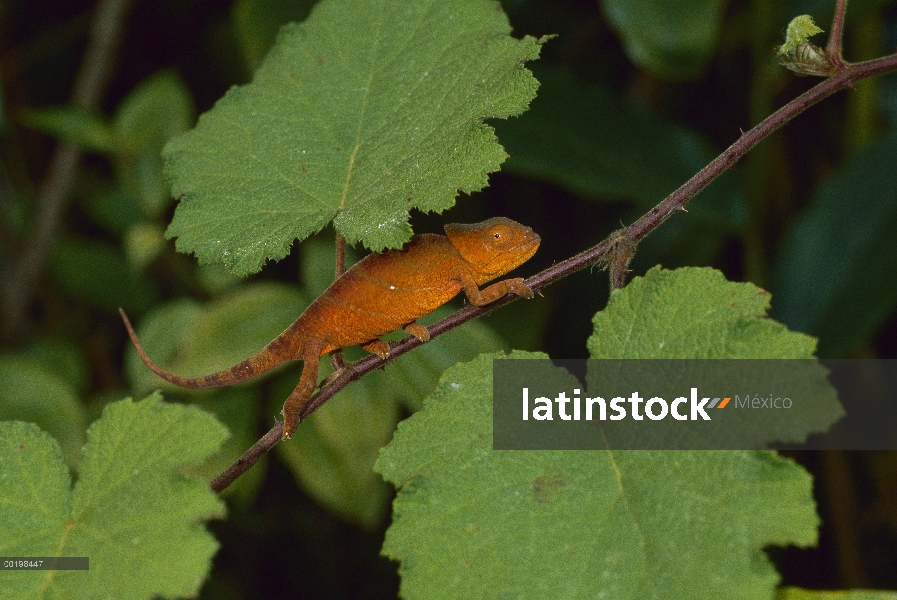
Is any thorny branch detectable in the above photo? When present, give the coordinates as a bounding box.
[211,12,897,493]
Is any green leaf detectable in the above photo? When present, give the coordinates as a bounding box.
[769,130,897,357]
[589,266,818,359]
[0,394,227,599]
[114,71,194,218]
[124,222,167,269]
[780,15,824,52]
[776,15,834,77]
[600,0,728,79]
[0,356,87,468]
[20,106,114,152]
[125,284,307,396]
[18,337,90,394]
[231,0,316,68]
[275,375,401,530]
[376,353,819,599]
[778,590,897,600]
[189,388,267,504]
[164,0,547,275]
[49,237,158,314]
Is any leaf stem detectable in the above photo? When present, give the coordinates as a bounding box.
[210,49,897,494]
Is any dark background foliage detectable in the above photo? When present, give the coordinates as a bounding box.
[1,0,896,597]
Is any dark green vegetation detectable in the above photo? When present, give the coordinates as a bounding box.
[1,0,896,598]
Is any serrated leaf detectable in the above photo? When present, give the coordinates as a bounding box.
[589,266,818,359]
[0,394,227,599]
[770,130,897,357]
[0,356,87,468]
[600,0,728,79]
[20,106,114,152]
[231,0,316,68]
[376,353,819,599]
[164,0,546,275]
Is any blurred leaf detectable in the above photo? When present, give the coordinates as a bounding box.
[164,0,546,275]
[0,395,226,599]
[275,373,400,530]
[497,67,746,230]
[769,130,897,357]
[376,352,818,599]
[231,0,316,68]
[778,589,897,600]
[496,66,745,266]
[126,284,307,396]
[600,0,729,79]
[125,298,202,395]
[21,106,114,152]
[590,266,818,359]
[189,387,267,505]
[114,71,194,218]
[80,180,145,235]
[49,237,158,314]
[124,221,167,269]
[0,355,87,468]
[18,337,90,393]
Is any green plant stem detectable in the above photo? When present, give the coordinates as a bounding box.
[0,0,133,341]
[210,50,897,494]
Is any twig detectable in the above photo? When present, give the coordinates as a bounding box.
[826,0,850,69]
[210,49,897,493]
[0,0,132,341]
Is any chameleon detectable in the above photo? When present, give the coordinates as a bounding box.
[120,217,540,440]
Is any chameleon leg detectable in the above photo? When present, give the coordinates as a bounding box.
[403,321,430,342]
[361,339,391,359]
[280,345,323,440]
[460,275,534,306]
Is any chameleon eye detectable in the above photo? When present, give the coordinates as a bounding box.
[493,232,501,239]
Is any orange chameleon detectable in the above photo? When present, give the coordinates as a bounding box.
[120,217,540,439]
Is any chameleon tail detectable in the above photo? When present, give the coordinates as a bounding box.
[119,308,298,389]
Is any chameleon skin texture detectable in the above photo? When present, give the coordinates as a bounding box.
[121,217,540,439]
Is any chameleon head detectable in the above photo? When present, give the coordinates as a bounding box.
[444,217,541,281]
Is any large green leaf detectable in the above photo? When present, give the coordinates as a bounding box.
[0,394,226,599]
[769,130,897,357]
[600,0,729,79]
[377,267,829,598]
[376,352,818,599]
[164,0,546,275]
[590,266,817,359]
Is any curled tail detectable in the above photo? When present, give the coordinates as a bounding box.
[119,308,300,389]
